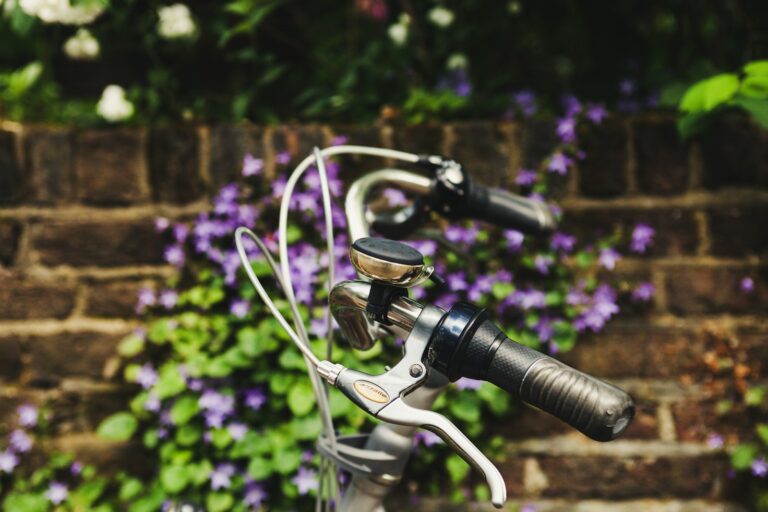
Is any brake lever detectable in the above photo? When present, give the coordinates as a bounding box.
[317,304,507,509]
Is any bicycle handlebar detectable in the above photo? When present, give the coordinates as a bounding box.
[429,303,634,442]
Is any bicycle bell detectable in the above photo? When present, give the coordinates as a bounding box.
[350,237,435,288]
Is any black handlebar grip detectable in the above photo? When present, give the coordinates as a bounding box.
[487,336,634,442]
[467,184,556,234]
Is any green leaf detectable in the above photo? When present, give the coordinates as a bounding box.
[2,493,48,512]
[744,60,768,77]
[731,97,768,128]
[449,394,481,423]
[176,424,202,447]
[119,478,144,502]
[97,412,138,441]
[206,492,235,512]
[745,385,768,407]
[170,396,199,425]
[677,111,709,139]
[70,479,106,507]
[247,456,273,480]
[230,431,271,457]
[118,333,145,357]
[211,428,233,449]
[445,453,470,483]
[155,363,186,399]
[160,465,190,494]
[757,423,768,445]
[740,75,768,99]
[287,381,316,416]
[290,414,323,440]
[679,73,739,113]
[552,321,577,352]
[731,443,759,470]
[237,324,277,357]
[279,349,308,370]
[273,448,302,474]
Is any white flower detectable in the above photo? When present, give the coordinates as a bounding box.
[388,14,410,46]
[447,53,467,70]
[428,6,454,28]
[96,85,134,122]
[20,0,103,25]
[63,28,99,60]
[157,3,196,40]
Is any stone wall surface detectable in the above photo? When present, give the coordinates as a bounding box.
[0,114,766,511]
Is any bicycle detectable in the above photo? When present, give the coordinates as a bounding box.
[234,145,635,511]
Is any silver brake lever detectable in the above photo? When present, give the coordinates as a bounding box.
[317,304,507,509]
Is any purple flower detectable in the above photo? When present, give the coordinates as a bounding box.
[534,254,554,274]
[230,299,250,318]
[383,187,408,207]
[455,377,482,390]
[445,225,478,245]
[586,103,607,124]
[598,248,621,270]
[515,169,537,186]
[244,481,268,507]
[135,363,158,389]
[508,288,546,310]
[521,504,538,512]
[439,69,472,97]
[468,274,494,301]
[550,232,576,253]
[155,217,170,231]
[619,79,636,95]
[228,422,248,441]
[243,154,264,177]
[632,282,655,302]
[164,245,185,267]
[408,240,437,257]
[276,151,291,165]
[199,390,235,417]
[741,277,755,293]
[556,117,577,143]
[706,433,724,449]
[513,90,537,118]
[566,287,590,306]
[173,224,189,243]
[70,461,83,476]
[17,404,38,428]
[533,317,554,342]
[244,388,267,411]
[752,457,767,478]
[158,290,178,310]
[210,463,235,490]
[630,223,655,253]
[330,135,349,146]
[10,429,32,453]
[446,272,468,292]
[548,152,572,175]
[562,95,582,117]
[504,229,524,252]
[292,467,319,495]
[414,431,443,447]
[0,450,18,473]
[136,287,156,313]
[435,292,459,311]
[144,393,161,412]
[46,482,68,505]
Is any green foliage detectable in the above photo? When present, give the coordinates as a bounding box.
[677,61,768,137]
[96,412,138,441]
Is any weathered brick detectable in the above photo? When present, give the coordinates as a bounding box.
[578,117,628,198]
[48,436,149,476]
[49,385,135,435]
[0,220,22,266]
[25,331,125,385]
[560,323,701,379]
[0,272,76,319]
[521,119,558,168]
[634,118,689,195]
[708,203,768,258]
[83,280,149,317]
[502,455,731,499]
[672,399,756,443]
[32,219,165,267]
[0,337,22,382]
[208,124,264,188]
[390,123,443,156]
[450,122,515,187]
[74,129,149,204]
[562,207,699,257]
[0,128,22,204]
[280,124,327,162]
[24,127,75,203]
[148,126,206,204]
[698,113,768,189]
[665,265,768,316]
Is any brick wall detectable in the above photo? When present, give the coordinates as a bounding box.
[0,114,766,511]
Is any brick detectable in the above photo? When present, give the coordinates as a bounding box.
[450,122,515,187]
[708,203,768,258]
[634,118,690,195]
[0,336,22,382]
[578,117,628,198]
[148,126,206,204]
[331,124,384,181]
[48,436,150,476]
[24,331,125,385]
[74,129,149,204]
[208,124,264,188]
[698,113,768,189]
[23,127,75,203]
[0,220,22,266]
[562,207,699,257]
[280,124,327,162]
[83,280,148,317]
[32,219,165,267]
[390,123,444,156]
[0,128,22,204]
[521,119,558,168]
[502,455,731,499]
[665,265,768,316]
[560,322,702,379]
[672,400,756,443]
[49,385,135,435]
[0,272,76,319]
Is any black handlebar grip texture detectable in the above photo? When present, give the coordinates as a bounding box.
[467,184,556,235]
[487,336,635,442]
